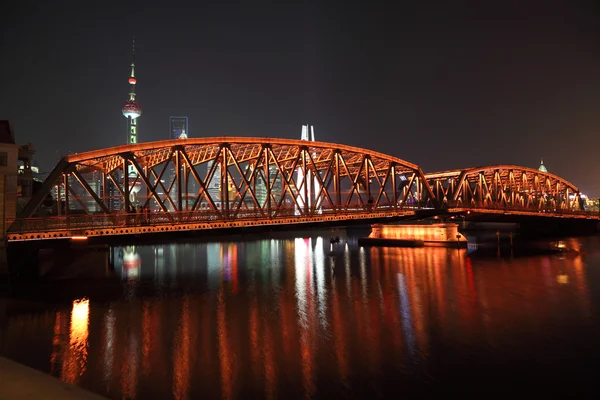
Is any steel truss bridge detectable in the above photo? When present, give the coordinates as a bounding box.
[6,137,594,242]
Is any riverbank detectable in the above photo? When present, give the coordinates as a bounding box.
[0,357,109,400]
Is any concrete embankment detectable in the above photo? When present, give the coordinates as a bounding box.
[0,357,109,400]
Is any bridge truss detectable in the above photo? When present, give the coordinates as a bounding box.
[7,138,435,241]
[425,165,584,212]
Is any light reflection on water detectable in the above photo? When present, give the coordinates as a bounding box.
[4,235,600,398]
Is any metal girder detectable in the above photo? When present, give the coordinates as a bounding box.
[17,158,70,218]
[71,170,111,214]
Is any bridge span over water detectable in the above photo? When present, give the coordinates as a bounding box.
[6,137,596,242]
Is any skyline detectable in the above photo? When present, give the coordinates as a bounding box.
[1,1,599,194]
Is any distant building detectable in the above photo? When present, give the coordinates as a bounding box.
[17,143,36,207]
[585,197,599,212]
[205,160,222,209]
[169,117,188,140]
[296,124,321,214]
[0,121,23,242]
[538,159,548,173]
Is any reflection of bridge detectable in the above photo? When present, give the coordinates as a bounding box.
[6,137,596,242]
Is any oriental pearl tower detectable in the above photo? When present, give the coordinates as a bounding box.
[122,37,142,204]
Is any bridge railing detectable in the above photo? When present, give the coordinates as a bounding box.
[6,205,421,235]
[441,200,595,216]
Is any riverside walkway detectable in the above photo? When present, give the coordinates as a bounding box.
[0,357,108,400]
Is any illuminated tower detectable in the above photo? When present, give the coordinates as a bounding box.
[121,38,142,204]
[122,38,141,144]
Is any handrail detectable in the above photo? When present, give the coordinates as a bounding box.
[6,205,421,235]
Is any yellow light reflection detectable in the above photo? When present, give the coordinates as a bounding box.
[62,298,90,384]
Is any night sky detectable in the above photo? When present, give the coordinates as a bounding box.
[2,1,599,194]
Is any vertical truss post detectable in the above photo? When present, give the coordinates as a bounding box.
[302,147,308,215]
[183,159,189,211]
[56,183,62,216]
[252,161,257,207]
[176,149,182,212]
[364,156,370,208]
[264,146,271,218]
[101,172,107,212]
[391,164,397,208]
[222,145,229,218]
[123,158,130,212]
[63,174,69,216]
[415,176,421,208]
[334,151,341,211]
[143,166,149,209]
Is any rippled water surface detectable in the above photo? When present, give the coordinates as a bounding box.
[3,234,600,398]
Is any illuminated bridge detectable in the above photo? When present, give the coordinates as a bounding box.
[6,137,596,242]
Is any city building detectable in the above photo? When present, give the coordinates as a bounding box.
[169,117,188,140]
[0,121,20,242]
[585,197,599,212]
[538,159,548,173]
[17,143,35,200]
[248,164,283,209]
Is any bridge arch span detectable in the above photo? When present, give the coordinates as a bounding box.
[425,165,582,211]
[9,137,436,240]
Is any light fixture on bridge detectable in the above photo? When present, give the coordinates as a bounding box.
[71,236,88,241]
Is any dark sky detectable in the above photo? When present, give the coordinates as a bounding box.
[2,0,600,194]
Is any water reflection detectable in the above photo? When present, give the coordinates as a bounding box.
[4,236,600,399]
[121,246,141,280]
[62,298,90,384]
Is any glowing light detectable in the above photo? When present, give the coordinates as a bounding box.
[129,77,137,85]
[370,223,467,244]
[71,299,89,343]
[63,298,90,383]
[71,236,88,241]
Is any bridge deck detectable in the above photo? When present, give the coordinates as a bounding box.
[5,208,417,242]
[447,207,597,219]
[6,206,597,242]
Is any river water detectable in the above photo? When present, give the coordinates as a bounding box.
[2,232,600,399]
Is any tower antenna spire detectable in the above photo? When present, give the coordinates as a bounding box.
[131,36,135,72]
[122,36,141,143]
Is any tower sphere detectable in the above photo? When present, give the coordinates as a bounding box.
[122,99,142,119]
[129,77,137,85]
